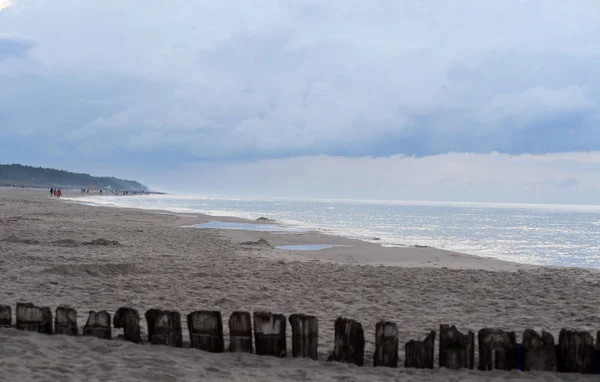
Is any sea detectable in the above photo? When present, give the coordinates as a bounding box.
[68,194,600,269]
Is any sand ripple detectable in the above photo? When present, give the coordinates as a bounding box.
[46,263,140,277]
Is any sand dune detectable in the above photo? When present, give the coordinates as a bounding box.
[1,188,599,381]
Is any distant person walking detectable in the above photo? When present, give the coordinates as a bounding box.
[50,188,53,196]
[56,189,62,198]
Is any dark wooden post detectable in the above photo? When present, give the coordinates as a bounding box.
[253,311,286,358]
[439,325,474,370]
[146,308,183,347]
[522,329,556,371]
[594,330,600,374]
[478,328,516,371]
[0,305,11,327]
[229,311,253,353]
[187,310,224,352]
[405,330,435,369]
[55,306,78,336]
[557,329,594,373]
[40,307,52,334]
[144,308,163,342]
[16,302,53,334]
[373,321,398,367]
[83,310,112,339]
[328,317,364,366]
[146,310,182,347]
[289,314,318,360]
[113,307,141,343]
[596,331,600,374]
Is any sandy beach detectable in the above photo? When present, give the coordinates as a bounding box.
[1,187,599,381]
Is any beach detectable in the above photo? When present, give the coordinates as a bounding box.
[1,187,599,381]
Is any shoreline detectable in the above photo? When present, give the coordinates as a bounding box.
[62,192,537,271]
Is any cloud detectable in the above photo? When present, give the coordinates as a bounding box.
[478,86,597,128]
[0,34,34,60]
[0,0,14,12]
[129,151,600,205]
[0,0,599,171]
[553,177,578,189]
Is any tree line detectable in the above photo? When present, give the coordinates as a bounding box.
[0,164,148,191]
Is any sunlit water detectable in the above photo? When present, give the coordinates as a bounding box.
[65,195,600,269]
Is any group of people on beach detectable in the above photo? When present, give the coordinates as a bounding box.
[49,188,62,198]
[46,187,153,197]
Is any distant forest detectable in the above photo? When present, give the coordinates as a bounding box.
[0,164,148,191]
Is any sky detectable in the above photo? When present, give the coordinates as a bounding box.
[0,1,599,203]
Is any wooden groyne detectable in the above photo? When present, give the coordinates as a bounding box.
[0,302,599,374]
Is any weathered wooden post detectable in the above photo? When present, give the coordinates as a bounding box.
[557,329,594,373]
[478,328,516,371]
[145,309,182,347]
[405,330,435,369]
[55,306,78,336]
[16,302,53,334]
[596,331,600,374]
[229,311,253,353]
[145,309,183,347]
[289,314,318,360]
[113,307,141,343]
[187,310,224,352]
[373,321,398,367]
[253,311,286,358]
[328,317,365,366]
[0,305,11,327]
[439,325,474,369]
[145,308,163,342]
[83,310,112,339]
[522,329,556,371]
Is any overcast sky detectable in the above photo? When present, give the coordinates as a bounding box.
[1,1,599,203]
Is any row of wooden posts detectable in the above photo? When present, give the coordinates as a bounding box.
[1,303,599,374]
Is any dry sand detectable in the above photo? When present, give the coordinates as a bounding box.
[1,187,599,381]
